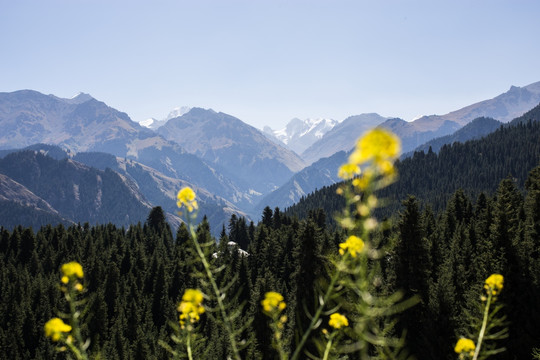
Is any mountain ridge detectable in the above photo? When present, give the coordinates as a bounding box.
[157,108,306,195]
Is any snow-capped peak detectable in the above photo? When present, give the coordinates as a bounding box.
[139,118,158,128]
[63,92,93,104]
[165,106,192,121]
[265,117,338,154]
[139,106,192,130]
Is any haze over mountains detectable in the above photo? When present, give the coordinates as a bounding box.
[0,80,539,229]
[378,81,540,154]
[254,81,540,211]
[156,108,305,195]
[263,117,338,155]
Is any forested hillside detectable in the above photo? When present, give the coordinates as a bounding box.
[0,151,152,227]
[1,162,540,358]
[287,103,540,224]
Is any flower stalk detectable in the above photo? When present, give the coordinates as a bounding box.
[178,187,242,360]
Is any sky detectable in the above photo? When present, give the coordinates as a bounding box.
[1,0,540,130]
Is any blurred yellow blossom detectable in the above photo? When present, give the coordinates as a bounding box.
[349,128,401,165]
[328,313,349,329]
[44,318,72,342]
[338,163,361,180]
[454,337,475,357]
[484,273,504,296]
[178,289,205,328]
[177,187,198,212]
[339,235,364,258]
[61,262,84,279]
[261,291,286,313]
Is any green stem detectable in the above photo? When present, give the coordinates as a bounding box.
[67,285,88,360]
[290,267,341,360]
[472,292,492,360]
[272,319,288,360]
[187,217,242,360]
[65,340,84,360]
[186,332,193,360]
[322,333,335,360]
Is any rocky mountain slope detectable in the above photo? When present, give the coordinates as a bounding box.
[0,90,254,209]
[157,108,306,195]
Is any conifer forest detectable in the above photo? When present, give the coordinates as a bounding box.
[1,120,540,360]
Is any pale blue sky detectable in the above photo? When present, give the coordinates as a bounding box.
[1,0,539,129]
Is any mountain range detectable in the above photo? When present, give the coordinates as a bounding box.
[0,90,265,210]
[156,108,305,195]
[1,81,540,229]
[286,101,540,222]
[252,81,540,212]
[378,81,540,154]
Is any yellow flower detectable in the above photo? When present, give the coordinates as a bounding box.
[337,163,361,180]
[261,291,286,313]
[339,235,364,258]
[484,273,504,296]
[349,128,401,165]
[44,318,72,342]
[61,262,84,279]
[177,289,205,328]
[328,313,349,329]
[454,337,475,356]
[182,288,204,304]
[177,187,198,212]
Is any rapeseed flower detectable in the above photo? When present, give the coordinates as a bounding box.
[261,291,286,313]
[339,235,364,258]
[61,262,84,280]
[338,163,361,180]
[44,317,72,342]
[178,289,205,328]
[484,273,504,296]
[177,187,198,212]
[348,128,401,165]
[454,337,475,357]
[328,313,349,329]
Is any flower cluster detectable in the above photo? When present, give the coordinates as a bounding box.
[328,313,349,330]
[261,291,286,314]
[338,235,365,258]
[484,273,504,297]
[177,187,198,213]
[44,317,72,342]
[349,128,400,167]
[338,128,401,187]
[454,337,476,358]
[178,289,205,329]
[337,163,361,180]
[61,261,84,291]
[44,262,89,359]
